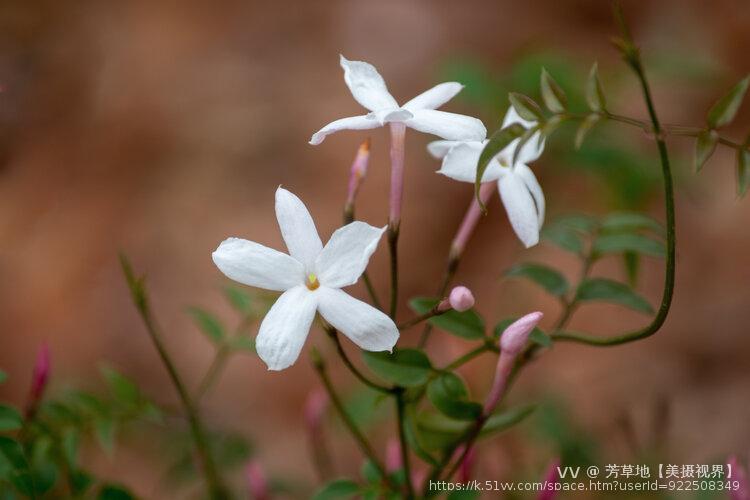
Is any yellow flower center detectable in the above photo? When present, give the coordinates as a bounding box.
[306,273,319,291]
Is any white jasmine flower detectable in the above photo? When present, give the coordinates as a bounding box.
[309,56,486,145]
[212,188,398,371]
[430,107,546,248]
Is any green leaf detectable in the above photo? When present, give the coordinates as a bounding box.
[737,147,750,198]
[707,75,750,128]
[410,298,485,340]
[403,408,438,466]
[505,263,569,296]
[362,349,432,387]
[360,460,382,484]
[593,233,665,258]
[540,68,567,113]
[101,367,140,405]
[694,129,719,171]
[427,373,482,421]
[576,278,653,314]
[481,405,536,437]
[512,125,540,166]
[575,113,600,150]
[539,114,564,140]
[228,336,255,352]
[600,212,664,236]
[95,417,116,456]
[0,437,28,470]
[508,93,544,121]
[223,285,252,313]
[555,213,598,233]
[448,491,480,500]
[541,223,583,254]
[312,479,360,500]
[0,370,6,384]
[585,62,607,112]
[61,428,80,467]
[475,123,526,210]
[98,484,136,500]
[0,405,23,432]
[494,319,551,348]
[623,251,640,287]
[187,307,225,344]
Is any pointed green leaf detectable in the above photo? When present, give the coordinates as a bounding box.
[555,213,598,233]
[540,114,564,139]
[593,233,665,257]
[228,336,255,352]
[512,125,540,166]
[403,407,439,466]
[585,63,607,112]
[0,370,6,384]
[576,278,653,314]
[707,75,750,128]
[187,307,225,344]
[600,212,664,236]
[410,298,484,340]
[694,129,719,171]
[312,479,360,500]
[223,285,252,313]
[98,484,136,500]
[623,251,640,287]
[426,373,482,421]
[540,68,567,113]
[541,223,583,254]
[575,114,601,150]
[509,93,544,122]
[101,367,139,404]
[505,263,569,296]
[737,147,750,198]
[476,123,526,210]
[362,349,432,388]
[0,405,22,432]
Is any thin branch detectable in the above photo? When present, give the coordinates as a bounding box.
[324,326,393,394]
[395,390,414,499]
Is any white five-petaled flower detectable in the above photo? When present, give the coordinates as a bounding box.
[309,56,486,145]
[212,188,399,371]
[429,107,546,248]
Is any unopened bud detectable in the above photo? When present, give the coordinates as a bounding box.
[304,389,328,430]
[537,458,561,500]
[26,343,50,417]
[246,460,269,500]
[499,312,543,355]
[385,438,402,473]
[346,138,371,207]
[437,286,475,312]
[728,455,748,500]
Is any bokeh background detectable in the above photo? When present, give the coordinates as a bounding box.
[1,0,749,497]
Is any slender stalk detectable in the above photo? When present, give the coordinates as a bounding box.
[120,257,228,499]
[395,390,414,499]
[398,307,445,330]
[324,326,393,394]
[388,123,406,319]
[195,347,229,401]
[443,342,497,372]
[310,350,393,489]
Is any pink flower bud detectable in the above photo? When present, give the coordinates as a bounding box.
[26,343,50,417]
[459,446,476,483]
[246,460,269,500]
[499,311,544,355]
[346,138,371,207]
[537,458,561,500]
[449,286,475,312]
[728,455,749,500]
[304,389,328,430]
[385,438,402,473]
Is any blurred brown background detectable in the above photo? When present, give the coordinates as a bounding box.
[1,0,749,497]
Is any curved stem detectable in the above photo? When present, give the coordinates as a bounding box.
[395,390,414,499]
[311,352,393,489]
[398,307,445,330]
[325,326,393,394]
[120,257,228,499]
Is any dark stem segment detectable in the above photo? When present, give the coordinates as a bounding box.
[398,306,446,330]
[388,224,400,319]
[120,256,228,500]
[324,326,393,394]
[395,390,415,499]
[310,349,394,490]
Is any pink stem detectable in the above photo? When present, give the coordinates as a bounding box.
[482,352,515,414]
[450,182,495,259]
[388,123,406,227]
[345,138,371,209]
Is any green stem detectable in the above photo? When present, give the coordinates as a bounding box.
[418,256,459,347]
[398,307,445,330]
[443,342,497,372]
[388,224,400,319]
[395,390,414,499]
[325,326,393,394]
[311,351,394,490]
[195,347,229,402]
[120,257,228,499]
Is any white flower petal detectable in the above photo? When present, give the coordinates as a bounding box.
[427,140,460,159]
[212,238,304,291]
[368,108,413,125]
[309,115,381,145]
[498,171,540,248]
[500,106,545,165]
[515,163,545,226]
[403,82,464,111]
[406,109,486,141]
[256,286,318,370]
[275,188,322,269]
[316,221,386,288]
[317,287,398,352]
[437,141,502,183]
[340,55,398,112]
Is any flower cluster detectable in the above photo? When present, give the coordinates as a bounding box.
[213,56,548,370]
